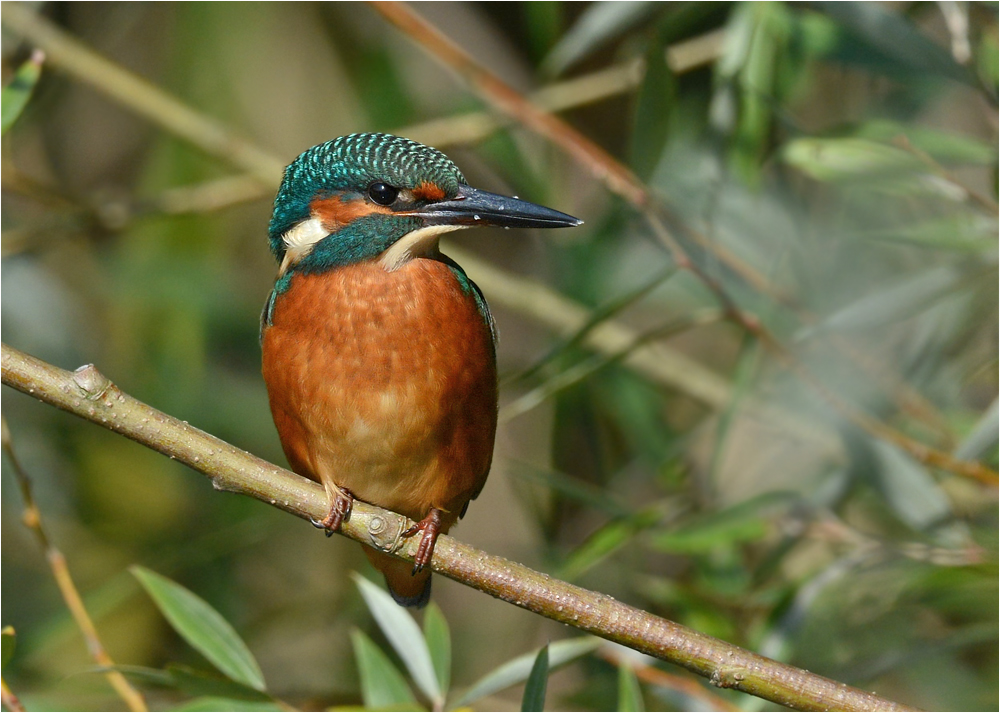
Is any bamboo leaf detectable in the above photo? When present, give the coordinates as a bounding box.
[853,120,996,165]
[650,492,793,554]
[352,573,442,706]
[617,663,645,712]
[870,441,951,531]
[422,601,451,695]
[95,665,175,688]
[509,462,632,517]
[2,50,43,134]
[173,697,283,712]
[812,2,972,84]
[543,1,659,75]
[131,566,266,691]
[954,399,999,462]
[801,267,964,336]
[853,214,997,253]
[557,508,662,581]
[1,626,14,669]
[521,645,549,712]
[456,637,600,707]
[631,34,675,179]
[782,138,925,183]
[166,664,273,702]
[349,628,420,710]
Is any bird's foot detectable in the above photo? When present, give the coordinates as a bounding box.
[310,488,353,537]
[402,508,443,575]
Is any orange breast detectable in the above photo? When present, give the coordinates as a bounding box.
[261,257,497,528]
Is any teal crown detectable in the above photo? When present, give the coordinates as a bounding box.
[268,133,467,261]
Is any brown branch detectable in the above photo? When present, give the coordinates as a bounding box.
[1,677,26,713]
[1,419,149,712]
[368,1,997,488]
[1,343,919,712]
[371,1,649,208]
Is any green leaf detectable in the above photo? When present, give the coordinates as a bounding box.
[631,34,675,179]
[524,2,563,63]
[166,664,273,702]
[870,441,950,532]
[801,267,964,336]
[349,628,420,710]
[543,1,659,75]
[781,137,925,183]
[456,637,601,707]
[352,573,442,707]
[95,665,176,688]
[173,697,283,712]
[714,2,793,183]
[975,28,998,88]
[617,663,644,712]
[557,508,661,581]
[521,645,549,712]
[1,626,15,669]
[422,602,451,695]
[852,214,997,253]
[509,462,632,518]
[811,2,972,85]
[954,399,998,462]
[852,120,996,166]
[649,492,792,554]
[131,566,265,691]
[2,50,43,135]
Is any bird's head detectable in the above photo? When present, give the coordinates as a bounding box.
[268,133,581,275]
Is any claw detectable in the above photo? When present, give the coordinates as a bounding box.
[311,488,353,536]
[402,508,443,574]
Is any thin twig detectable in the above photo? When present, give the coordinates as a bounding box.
[499,308,725,424]
[445,245,733,410]
[399,28,725,148]
[1,418,149,712]
[598,648,741,712]
[1,678,26,713]
[0,3,284,185]
[371,2,649,207]
[893,134,999,215]
[0,343,918,713]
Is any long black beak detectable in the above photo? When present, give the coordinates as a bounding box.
[412,184,582,229]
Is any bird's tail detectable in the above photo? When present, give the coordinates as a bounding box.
[362,545,432,608]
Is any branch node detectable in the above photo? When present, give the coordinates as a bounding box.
[710,666,746,689]
[72,364,112,400]
[366,512,408,554]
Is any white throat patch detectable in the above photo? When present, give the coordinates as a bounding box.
[279,217,328,275]
[379,224,467,272]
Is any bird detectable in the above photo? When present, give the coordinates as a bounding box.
[261,133,581,607]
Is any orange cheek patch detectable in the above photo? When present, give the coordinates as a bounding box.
[412,182,447,201]
[311,195,393,231]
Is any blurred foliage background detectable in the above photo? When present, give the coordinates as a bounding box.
[2,2,997,711]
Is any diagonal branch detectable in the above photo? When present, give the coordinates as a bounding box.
[368,1,997,488]
[1,342,916,712]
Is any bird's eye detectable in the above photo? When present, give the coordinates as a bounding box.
[367,182,399,206]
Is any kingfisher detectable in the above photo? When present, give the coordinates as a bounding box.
[261,133,581,607]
